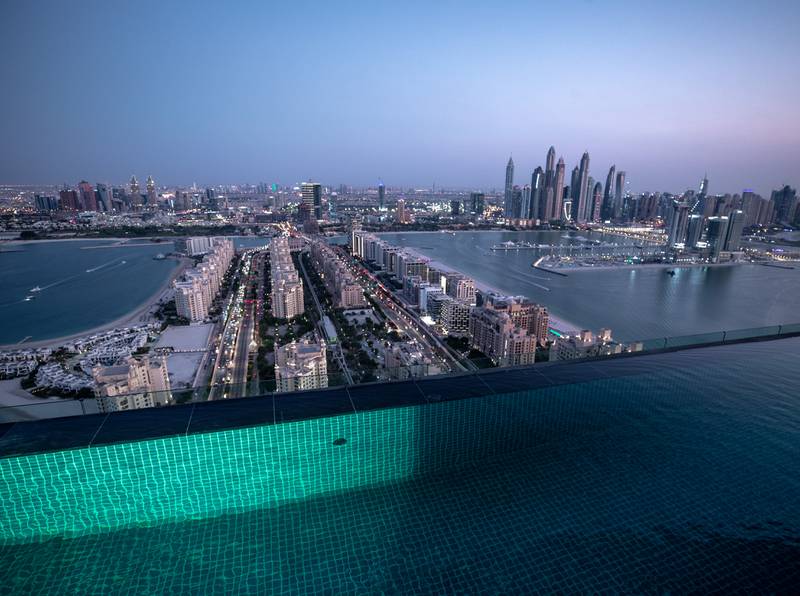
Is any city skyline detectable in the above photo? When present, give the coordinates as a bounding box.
[2,1,799,195]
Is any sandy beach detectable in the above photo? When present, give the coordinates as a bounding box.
[0,257,190,350]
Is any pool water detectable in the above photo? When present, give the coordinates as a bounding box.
[1,340,799,593]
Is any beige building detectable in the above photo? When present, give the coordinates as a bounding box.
[468,307,537,367]
[93,354,172,412]
[174,238,235,322]
[275,339,328,392]
[549,329,628,361]
[270,236,306,320]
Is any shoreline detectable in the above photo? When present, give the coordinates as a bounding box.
[540,260,743,273]
[0,258,190,350]
[403,248,583,335]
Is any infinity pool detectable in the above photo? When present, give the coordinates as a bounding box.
[1,339,799,593]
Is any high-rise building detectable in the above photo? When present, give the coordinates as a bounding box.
[569,166,580,220]
[146,175,157,205]
[78,180,97,211]
[378,182,385,209]
[553,157,565,221]
[667,201,690,247]
[504,156,514,218]
[396,198,409,223]
[575,152,590,223]
[35,194,59,211]
[469,192,485,215]
[59,189,80,211]
[590,181,603,222]
[129,176,142,206]
[301,182,322,220]
[706,216,730,262]
[724,209,745,251]
[450,200,461,216]
[95,183,111,212]
[771,185,798,224]
[614,171,626,219]
[444,272,476,305]
[530,167,544,220]
[270,236,305,320]
[686,214,704,249]
[469,308,537,367]
[205,187,218,210]
[602,165,616,220]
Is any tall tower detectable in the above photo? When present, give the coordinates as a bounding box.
[602,165,616,220]
[504,156,514,218]
[545,146,555,173]
[377,181,385,210]
[576,152,590,223]
[591,181,603,222]
[301,182,322,220]
[553,158,566,221]
[569,166,580,220]
[146,175,156,205]
[614,170,626,219]
[530,167,544,220]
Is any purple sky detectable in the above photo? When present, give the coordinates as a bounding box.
[1,0,798,196]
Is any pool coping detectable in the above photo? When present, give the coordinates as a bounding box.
[0,331,797,459]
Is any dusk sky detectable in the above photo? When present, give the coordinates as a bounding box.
[1,0,798,195]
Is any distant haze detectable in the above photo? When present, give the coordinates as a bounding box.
[1,0,798,196]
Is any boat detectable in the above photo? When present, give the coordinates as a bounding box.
[30,286,42,292]
[666,270,676,276]
[153,253,166,260]
[25,295,35,301]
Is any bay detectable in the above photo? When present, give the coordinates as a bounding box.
[379,230,800,341]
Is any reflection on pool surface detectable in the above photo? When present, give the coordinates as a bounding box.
[1,339,799,593]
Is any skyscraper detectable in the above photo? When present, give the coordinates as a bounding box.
[706,216,730,262]
[511,186,523,220]
[129,176,142,206]
[469,192,485,215]
[504,156,514,218]
[686,214,704,248]
[614,170,626,219]
[724,210,745,251]
[569,166,580,220]
[530,167,544,220]
[553,157,565,221]
[96,183,112,212]
[771,185,798,224]
[146,175,157,205]
[59,189,79,211]
[576,152,590,223]
[378,181,385,210]
[667,201,690,247]
[545,146,555,173]
[301,182,322,220]
[78,180,97,211]
[521,185,531,220]
[602,165,616,220]
[591,181,603,222]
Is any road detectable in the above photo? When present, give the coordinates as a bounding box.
[208,249,259,400]
[331,246,463,373]
[296,250,354,385]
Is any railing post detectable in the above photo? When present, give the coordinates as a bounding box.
[722,331,727,342]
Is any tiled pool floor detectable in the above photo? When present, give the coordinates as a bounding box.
[2,398,798,594]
